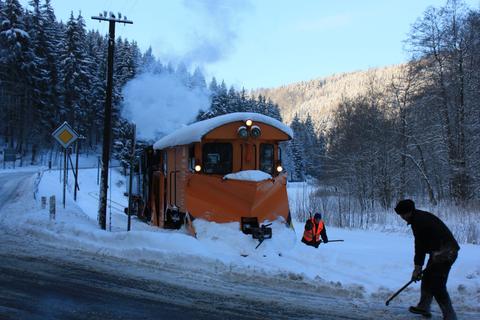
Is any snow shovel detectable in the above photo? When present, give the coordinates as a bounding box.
[385,269,425,306]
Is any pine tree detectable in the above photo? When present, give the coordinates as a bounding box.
[60,12,91,135]
[303,114,318,177]
[191,67,206,89]
[75,13,94,138]
[209,76,218,93]
[112,119,134,175]
[208,80,228,117]
[288,114,306,181]
[112,39,141,157]
[315,131,327,179]
[26,0,60,150]
[176,62,190,87]
[139,46,155,74]
[0,0,35,150]
[129,40,141,77]
[85,30,106,147]
[226,86,240,113]
[266,98,282,121]
[40,0,62,136]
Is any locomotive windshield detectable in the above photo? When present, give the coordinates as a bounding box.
[260,143,274,174]
[202,143,233,174]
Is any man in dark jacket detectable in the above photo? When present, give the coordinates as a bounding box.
[301,213,328,248]
[395,199,460,320]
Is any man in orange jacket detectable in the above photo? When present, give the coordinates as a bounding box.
[301,213,328,248]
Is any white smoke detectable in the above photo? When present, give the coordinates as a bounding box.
[121,0,251,141]
[180,0,252,65]
[121,72,210,141]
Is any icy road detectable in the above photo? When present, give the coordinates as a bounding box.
[0,171,478,320]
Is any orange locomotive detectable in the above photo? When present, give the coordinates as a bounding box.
[132,112,293,237]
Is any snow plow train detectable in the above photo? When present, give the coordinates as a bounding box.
[129,112,294,242]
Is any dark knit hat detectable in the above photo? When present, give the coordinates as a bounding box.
[314,213,322,220]
[394,199,415,215]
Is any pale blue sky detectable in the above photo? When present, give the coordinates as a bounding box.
[21,0,480,89]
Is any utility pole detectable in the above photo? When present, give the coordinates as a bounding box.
[92,12,133,230]
[127,123,136,232]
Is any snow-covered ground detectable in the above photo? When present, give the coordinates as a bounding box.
[1,165,479,315]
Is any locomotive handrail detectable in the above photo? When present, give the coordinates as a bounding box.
[169,170,179,207]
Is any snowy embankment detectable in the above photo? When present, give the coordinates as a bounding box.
[1,166,479,313]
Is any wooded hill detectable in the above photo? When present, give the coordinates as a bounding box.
[252,64,404,131]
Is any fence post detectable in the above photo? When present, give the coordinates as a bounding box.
[49,195,56,220]
[41,196,46,209]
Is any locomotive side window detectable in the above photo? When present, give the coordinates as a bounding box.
[260,143,274,174]
[162,151,167,175]
[202,143,232,174]
[188,145,195,171]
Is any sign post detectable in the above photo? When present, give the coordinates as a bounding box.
[52,122,79,208]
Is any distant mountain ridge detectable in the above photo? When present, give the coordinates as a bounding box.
[252,64,404,131]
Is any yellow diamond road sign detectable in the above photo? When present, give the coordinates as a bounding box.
[52,122,79,148]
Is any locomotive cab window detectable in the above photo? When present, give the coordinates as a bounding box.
[260,143,274,174]
[202,143,233,174]
[188,144,195,171]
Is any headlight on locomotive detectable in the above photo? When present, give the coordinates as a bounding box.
[251,125,261,138]
[237,126,248,138]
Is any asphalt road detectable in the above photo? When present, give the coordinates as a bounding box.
[0,243,250,320]
[0,171,34,212]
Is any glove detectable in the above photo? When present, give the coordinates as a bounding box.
[304,220,313,231]
[411,265,422,282]
[323,239,328,244]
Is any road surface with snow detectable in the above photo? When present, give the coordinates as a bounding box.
[0,170,479,320]
[0,228,410,320]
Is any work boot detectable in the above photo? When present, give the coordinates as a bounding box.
[438,299,457,320]
[409,306,432,318]
[410,289,433,318]
[418,289,433,309]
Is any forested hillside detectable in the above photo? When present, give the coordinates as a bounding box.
[253,64,403,130]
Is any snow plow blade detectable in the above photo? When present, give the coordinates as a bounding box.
[186,173,290,224]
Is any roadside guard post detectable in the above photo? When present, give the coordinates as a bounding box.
[3,148,16,169]
[49,195,56,220]
[52,122,79,208]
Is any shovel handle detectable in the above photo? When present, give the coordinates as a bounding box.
[385,279,415,306]
[385,268,427,306]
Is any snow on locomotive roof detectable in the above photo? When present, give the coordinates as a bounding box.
[153,112,293,150]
